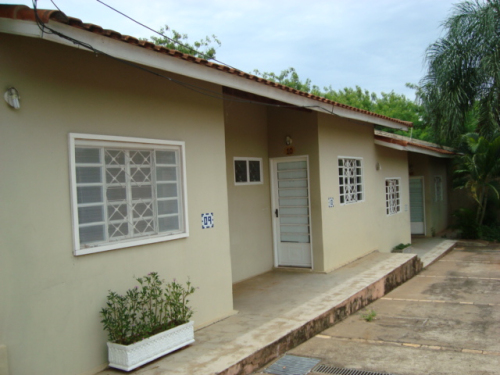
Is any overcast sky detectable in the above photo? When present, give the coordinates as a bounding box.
[10,0,458,99]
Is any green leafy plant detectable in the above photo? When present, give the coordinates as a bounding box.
[391,243,411,253]
[361,309,377,322]
[100,272,196,345]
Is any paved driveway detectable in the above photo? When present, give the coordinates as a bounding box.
[256,246,500,375]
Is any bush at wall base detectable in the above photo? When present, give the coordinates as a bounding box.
[107,321,194,371]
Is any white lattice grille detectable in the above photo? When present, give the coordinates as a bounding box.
[385,178,400,215]
[338,158,363,204]
[74,141,183,248]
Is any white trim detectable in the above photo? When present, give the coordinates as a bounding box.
[375,140,454,158]
[337,156,365,205]
[269,155,313,269]
[233,157,263,185]
[385,177,401,215]
[69,133,189,256]
[0,17,409,131]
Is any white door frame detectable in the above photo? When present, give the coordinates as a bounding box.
[270,155,313,268]
[410,176,426,235]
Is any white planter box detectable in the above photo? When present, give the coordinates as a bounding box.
[107,321,195,371]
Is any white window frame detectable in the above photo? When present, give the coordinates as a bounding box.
[69,133,189,256]
[434,175,443,202]
[385,178,401,215]
[338,156,364,205]
[233,157,263,185]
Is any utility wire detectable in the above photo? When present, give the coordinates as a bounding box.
[30,0,338,116]
[96,0,239,71]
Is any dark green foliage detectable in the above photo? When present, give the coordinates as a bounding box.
[419,0,500,142]
[452,208,480,239]
[100,272,196,345]
[150,25,220,60]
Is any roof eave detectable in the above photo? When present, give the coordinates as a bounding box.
[0,17,409,130]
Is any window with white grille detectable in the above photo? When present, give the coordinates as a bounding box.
[234,157,263,185]
[338,157,363,204]
[434,176,443,202]
[69,134,188,255]
[385,178,401,215]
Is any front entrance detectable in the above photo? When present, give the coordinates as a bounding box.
[409,177,425,235]
[270,156,312,268]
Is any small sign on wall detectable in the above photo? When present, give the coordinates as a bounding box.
[328,197,334,208]
[201,213,214,229]
[285,146,295,155]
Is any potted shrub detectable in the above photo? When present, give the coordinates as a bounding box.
[100,272,196,371]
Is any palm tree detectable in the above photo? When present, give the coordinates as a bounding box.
[419,0,500,142]
[454,133,500,225]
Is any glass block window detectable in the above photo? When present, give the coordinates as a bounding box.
[234,157,263,185]
[338,157,363,204]
[70,134,188,255]
[385,178,401,215]
[434,176,443,202]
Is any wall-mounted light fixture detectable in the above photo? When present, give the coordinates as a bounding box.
[4,87,20,109]
[376,162,382,171]
[285,136,293,145]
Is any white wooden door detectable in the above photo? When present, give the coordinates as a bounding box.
[410,177,425,235]
[271,157,312,268]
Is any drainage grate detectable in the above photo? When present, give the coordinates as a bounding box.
[313,365,397,375]
[264,355,321,375]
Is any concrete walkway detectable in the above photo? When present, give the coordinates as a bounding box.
[99,238,455,375]
[267,244,499,375]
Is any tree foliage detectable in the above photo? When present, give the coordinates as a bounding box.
[419,0,500,142]
[254,67,432,141]
[150,25,221,60]
[454,133,500,225]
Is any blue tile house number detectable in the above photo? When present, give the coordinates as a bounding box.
[201,213,214,229]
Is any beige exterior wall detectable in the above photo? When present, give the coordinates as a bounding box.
[409,153,450,235]
[317,114,411,271]
[1,34,233,375]
[224,101,274,283]
[267,108,324,271]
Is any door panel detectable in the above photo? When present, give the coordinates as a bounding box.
[271,157,312,267]
[410,177,425,235]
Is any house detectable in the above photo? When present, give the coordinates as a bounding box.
[0,5,449,375]
[374,130,454,237]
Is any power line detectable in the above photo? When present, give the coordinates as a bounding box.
[30,0,338,116]
[96,0,239,71]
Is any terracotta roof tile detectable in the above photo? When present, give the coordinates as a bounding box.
[0,4,412,128]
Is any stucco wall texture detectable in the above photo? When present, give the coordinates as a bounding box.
[1,35,234,375]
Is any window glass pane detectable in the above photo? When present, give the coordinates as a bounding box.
[234,160,247,182]
[277,161,307,170]
[106,168,126,184]
[105,150,125,165]
[108,223,128,238]
[278,188,308,197]
[278,170,307,179]
[156,167,177,181]
[132,202,153,218]
[159,216,180,232]
[249,161,261,182]
[279,179,307,188]
[79,225,105,243]
[158,200,178,215]
[107,187,127,202]
[76,148,100,164]
[78,206,104,224]
[77,186,103,204]
[76,166,102,184]
[157,183,178,198]
[134,219,155,234]
[280,233,309,243]
[130,151,150,165]
[108,204,127,221]
[130,167,151,183]
[132,185,153,200]
[156,151,176,165]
